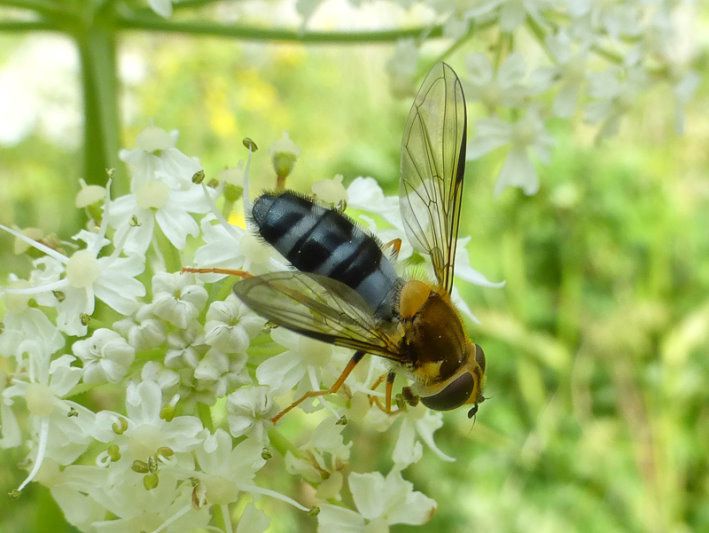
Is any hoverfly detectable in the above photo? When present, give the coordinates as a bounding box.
[196,63,486,423]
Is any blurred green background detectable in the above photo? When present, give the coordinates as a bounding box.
[1,13,708,533]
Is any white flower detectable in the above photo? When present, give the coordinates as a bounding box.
[0,287,63,361]
[75,179,105,208]
[318,469,436,532]
[0,223,145,337]
[386,39,418,97]
[285,417,351,487]
[194,348,250,399]
[149,272,208,329]
[312,174,347,206]
[3,348,92,492]
[226,385,276,443]
[393,404,454,468]
[108,170,212,254]
[346,177,401,228]
[256,327,335,395]
[91,473,211,532]
[194,429,308,514]
[464,53,537,111]
[467,109,554,196]
[112,303,166,351]
[93,380,203,459]
[34,461,107,531]
[119,126,201,187]
[72,328,135,384]
[148,0,173,19]
[466,0,553,33]
[204,294,265,353]
[586,67,647,140]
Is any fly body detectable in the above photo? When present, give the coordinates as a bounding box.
[227,62,488,423]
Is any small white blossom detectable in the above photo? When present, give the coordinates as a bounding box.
[119,126,201,187]
[147,0,173,19]
[72,328,135,384]
[464,53,536,111]
[204,294,265,353]
[93,380,203,459]
[108,170,212,254]
[386,39,418,97]
[3,349,92,492]
[226,385,276,443]
[318,469,437,532]
[0,223,145,336]
[466,0,553,33]
[194,347,250,399]
[75,179,105,208]
[149,272,208,329]
[393,404,454,468]
[312,174,347,206]
[467,109,554,196]
[112,303,166,351]
[257,327,334,395]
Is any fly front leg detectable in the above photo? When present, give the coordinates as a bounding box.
[368,371,400,415]
[271,350,366,424]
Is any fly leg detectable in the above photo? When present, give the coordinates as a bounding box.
[382,238,402,261]
[368,371,400,415]
[271,351,365,424]
[181,267,252,278]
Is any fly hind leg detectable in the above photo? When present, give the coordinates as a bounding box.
[181,267,252,278]
[271,351,365,424]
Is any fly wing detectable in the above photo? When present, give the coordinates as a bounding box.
[233,272,404,360]
[400,62,467,295]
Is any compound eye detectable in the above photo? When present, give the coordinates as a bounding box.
[420,372,474,411]
[474,344,486,373]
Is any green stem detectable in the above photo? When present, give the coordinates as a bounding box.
[198,402,214,432]
[0,0,71,17]
[173,0,225,11]
[75,19,121,186]
[117,16,445,43]
[267,428,304,459]
[0,21,56,31]
[430,20,494,67]
[526,15,556,64]
[591,44,624,65]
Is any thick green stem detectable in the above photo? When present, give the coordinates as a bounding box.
[75,21,121,187]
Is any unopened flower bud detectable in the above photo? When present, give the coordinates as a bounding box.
[75,179,106,208]
[270,132,300,180]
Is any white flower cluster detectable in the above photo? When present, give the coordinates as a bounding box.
[0,127,499,532]
[396,0,698,195]
[289,0,698,196]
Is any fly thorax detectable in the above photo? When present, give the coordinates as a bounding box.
[402,287,467,383]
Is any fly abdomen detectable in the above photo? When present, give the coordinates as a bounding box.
[252,191,401,317]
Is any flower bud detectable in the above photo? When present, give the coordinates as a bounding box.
[270,132,300,180]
